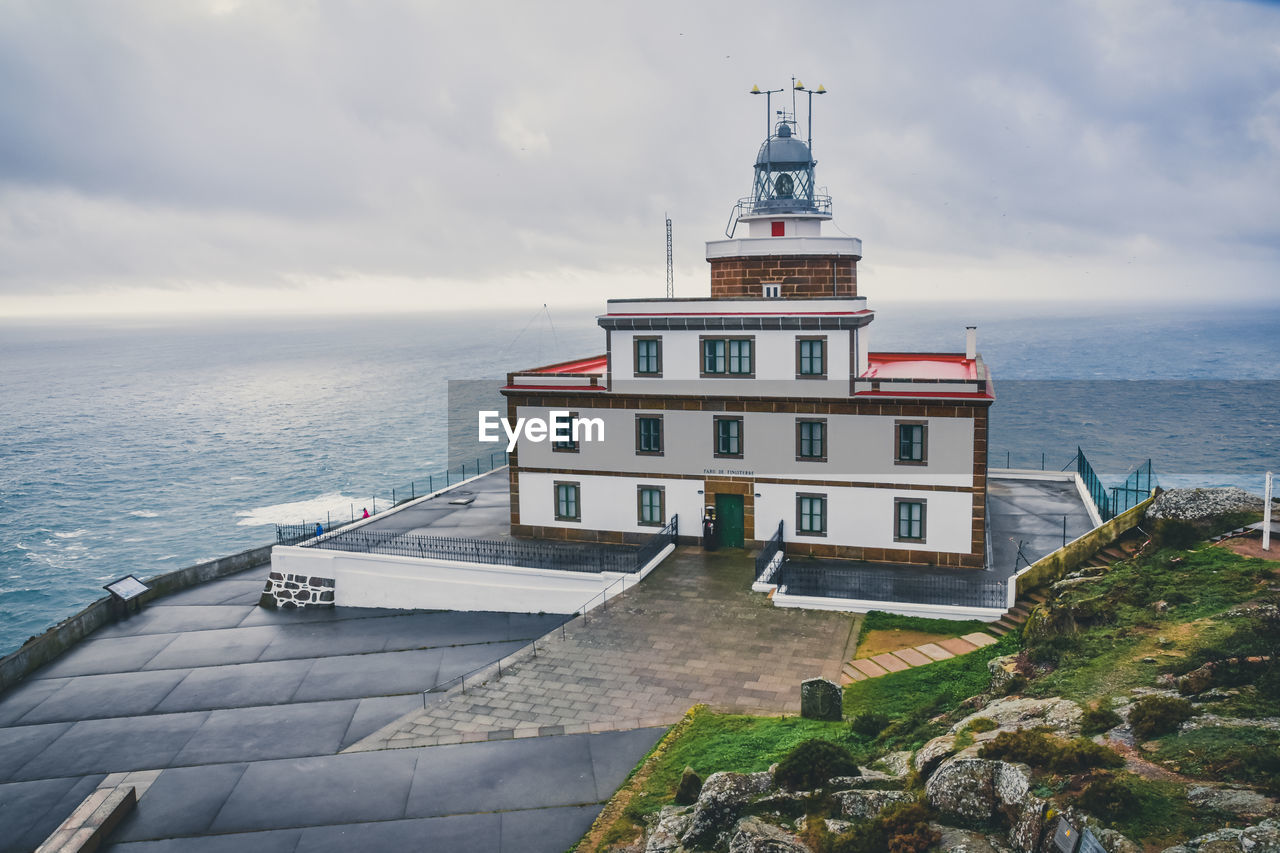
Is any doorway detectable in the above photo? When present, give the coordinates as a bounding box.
[715,494,745,548]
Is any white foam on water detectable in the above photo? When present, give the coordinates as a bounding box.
[52,529,89,539]
[128,510,160,518]
[236,492,366,527]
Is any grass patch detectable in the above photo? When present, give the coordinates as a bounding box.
[1069,773,1222,847]
[1150,726,1280,794]
[857,611,989,645]
[844,632,1020,751]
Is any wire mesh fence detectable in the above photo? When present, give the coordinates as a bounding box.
[775,562,1007,608]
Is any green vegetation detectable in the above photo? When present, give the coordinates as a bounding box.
[1151,726,1280,795]
[849,711,890,738]
[858,611,988,642]
[773,739,860,790]
[844,632,1019,750]
[1127,696,1193,741]
[828,802,938,853]
[1080,703,1122,735]
[978,729,1124,773]
[1075,773,1212,846]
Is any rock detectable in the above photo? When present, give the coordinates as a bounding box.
[1007,795,1049,853]
[1188,786,1280,819]
[988,654,1020,693]
[1241,818,1280,852]
[924,758,1032,824]
[1147,487,1263,521]
[1053,576,1104,591]
[1181,714,1280,733]
[930,824,1011,853]
[645,805,693,853]
[824,819,852,835]
[879,750,913,777]
[1170,826,1244,852]
[951,695,1084,737]
[831,788,915,819]
[914,734,957,775]
[681,771,773,848]
[727,816,813,853]
[675,766,702,805]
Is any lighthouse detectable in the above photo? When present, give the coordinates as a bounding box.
[501,84,992,579]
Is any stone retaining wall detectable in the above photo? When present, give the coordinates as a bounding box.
[259,571,335,609]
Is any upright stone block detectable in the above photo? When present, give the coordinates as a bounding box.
[800,677,842,721]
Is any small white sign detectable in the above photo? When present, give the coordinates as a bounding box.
[105,575,150,601]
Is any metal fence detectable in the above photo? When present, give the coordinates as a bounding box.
[306,513,678,575]
[775,563,1008,609]
[1111,459,1157,517]
[1070,446,1113,520]
[754,521,785,584]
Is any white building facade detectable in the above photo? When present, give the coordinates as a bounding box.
[502,101,992,570]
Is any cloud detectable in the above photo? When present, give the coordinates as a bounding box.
[0,0,1277,313]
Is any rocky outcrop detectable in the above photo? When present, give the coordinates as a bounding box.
[930,824,1013,853]
[831,789,915,819]
[1159,818,1280,852]
[727,816,813,853]
[924,758,1032,824]
[1147,487,1264,521]
[680,771,773,849]
[646,806,693,853]
[914,734,958,775]
[1187,786,1280,819]
[950,696,1083,737]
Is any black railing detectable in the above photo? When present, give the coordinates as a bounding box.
[754,521,785,584]
[307,514,678,575]
[775,563,1007,609]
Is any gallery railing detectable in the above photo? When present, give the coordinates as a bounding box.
[774,563,1008,609]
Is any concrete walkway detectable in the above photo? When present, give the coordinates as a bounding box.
[350,548,859,751]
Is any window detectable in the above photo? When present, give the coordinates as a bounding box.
[894,498,926,542]
[634,337,662,376]
[796,494,827,536]
[895,421,927,465]
[555,481,580,521]
[796,336,826,378]
[637,486,665,526]
[796,419,826,462]
[762,284,781,298]
[552,411,579,453]
[635,414,663,455]
[701,336,754,377]
[771,221,785,237]
[713,416,743,458]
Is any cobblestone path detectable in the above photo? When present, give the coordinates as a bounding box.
[348,548,859,750]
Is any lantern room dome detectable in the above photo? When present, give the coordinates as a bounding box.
[755,123,813,170]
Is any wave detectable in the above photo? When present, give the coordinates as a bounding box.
[52,529,89,539]
[128,510,160,519]
[235,492,366,527]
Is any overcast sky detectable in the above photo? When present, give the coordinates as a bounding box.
[1,0,1278,317]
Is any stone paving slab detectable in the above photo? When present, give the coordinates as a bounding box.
[962,632,999,648]
[350,549,857,751]
[892,647,933,667]
[938,637,980,656]
[849,658,889,678]
[870,653,910,673]
[916,642,954,661]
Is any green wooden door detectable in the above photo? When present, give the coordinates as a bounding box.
[715,494,745,548]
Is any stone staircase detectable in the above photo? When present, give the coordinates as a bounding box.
[987,532,1148,637]
[838,632,999,685]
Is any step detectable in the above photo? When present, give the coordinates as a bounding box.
[35,785,136,853]
[993,619,1020,633]
[1003,610,1028,625]
[1009,605,1031,618]
[987,623,1011,637]
[841,663,867,683]
[1027,592,1048,603]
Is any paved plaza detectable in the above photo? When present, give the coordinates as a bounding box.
[351,547,860,751]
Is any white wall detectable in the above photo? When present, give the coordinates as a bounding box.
[270,542,673,614]
[514,405,975,487]
[753,483,975,554]
[517,472,701,536]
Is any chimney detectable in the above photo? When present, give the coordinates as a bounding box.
[965,326,977,360]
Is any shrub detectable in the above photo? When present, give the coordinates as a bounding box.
[1128,696,1193,741]
[978,728,1124,773]
[1153,519,1200,550]
[1077,774,1141,820]
[964,717,998,733]
[773,739,860,790]
[850,711,891,738]
[830,802,938,853]
[1082,704,1123,735]
[1002,675,1028,696]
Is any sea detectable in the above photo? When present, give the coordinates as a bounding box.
[1,300,1277,656]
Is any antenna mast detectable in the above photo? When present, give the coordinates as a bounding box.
[665,215,674,298]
